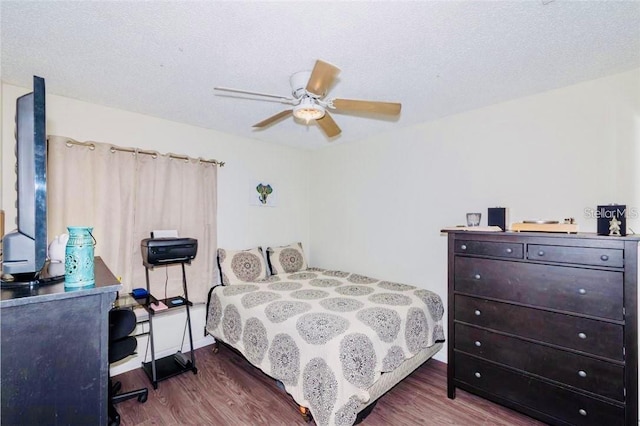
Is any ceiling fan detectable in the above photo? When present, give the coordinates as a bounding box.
[214,59,402,139]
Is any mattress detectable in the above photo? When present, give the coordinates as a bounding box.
[205,268,445,426]
[360,342,443,412]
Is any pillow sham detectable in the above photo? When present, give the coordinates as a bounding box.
[217,246,268,285]
[267,242,308,274]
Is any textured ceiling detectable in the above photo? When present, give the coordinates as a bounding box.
[2,1,639,150]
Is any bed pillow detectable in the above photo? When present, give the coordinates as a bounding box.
[217,247,268,285]
[266,242,308,274]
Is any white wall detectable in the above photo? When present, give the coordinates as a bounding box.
[309,68,640,363]
[1,82,311,373]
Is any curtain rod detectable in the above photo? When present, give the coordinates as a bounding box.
[64,139,225,167]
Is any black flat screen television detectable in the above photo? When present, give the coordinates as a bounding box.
[1,76,54,285]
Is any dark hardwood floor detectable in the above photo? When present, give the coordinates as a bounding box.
[114,343,546,425]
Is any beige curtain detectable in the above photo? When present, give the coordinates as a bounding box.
[47,136,217,302]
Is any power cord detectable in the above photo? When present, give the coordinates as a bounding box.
[180,317,189,353]
[164,266,169,301]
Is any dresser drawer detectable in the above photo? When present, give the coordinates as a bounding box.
[455,295,624,360]
[454,257,624,320]
[527,244,623,268]
[454,323,624,401]
[455,239,524,259]
[454,352,625,426]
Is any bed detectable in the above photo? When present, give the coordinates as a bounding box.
[205,245,445,426]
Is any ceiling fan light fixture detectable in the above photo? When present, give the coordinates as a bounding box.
[293,97,325,122]
[216,59,401,139]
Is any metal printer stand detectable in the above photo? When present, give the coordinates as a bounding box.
[141,261,197,389]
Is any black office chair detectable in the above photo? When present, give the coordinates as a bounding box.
[109,308,148,426]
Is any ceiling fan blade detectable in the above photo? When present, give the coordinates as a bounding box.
[215,87,293,102]
[306,60,340,97]
[316,112,341,139]
[332,98,401,115]
[253,110,293,128]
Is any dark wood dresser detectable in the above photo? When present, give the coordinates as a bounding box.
[1,257,121,425]
[447,231,639,426]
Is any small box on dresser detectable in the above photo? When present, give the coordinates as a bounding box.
[446,231,639,426]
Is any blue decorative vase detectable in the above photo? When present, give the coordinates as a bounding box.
[64,226,95,288]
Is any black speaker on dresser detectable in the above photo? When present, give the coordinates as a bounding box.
[488,207,508,231]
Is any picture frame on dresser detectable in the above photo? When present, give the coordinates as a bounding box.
[445,230,639,426]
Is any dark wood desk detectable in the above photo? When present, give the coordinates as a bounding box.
[1,257,121,425]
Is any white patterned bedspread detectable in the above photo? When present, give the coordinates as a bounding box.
[205,268,445,426]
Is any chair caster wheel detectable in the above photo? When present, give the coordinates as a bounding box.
[138,393,148,403]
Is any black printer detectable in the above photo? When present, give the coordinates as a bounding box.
[141,237,198,267]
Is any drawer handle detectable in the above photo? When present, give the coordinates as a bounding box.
[461,244,467,250]
[537,250,545,256]
[578,332,587,340]
[473,274,481,280]
[578,288,586,295]
[578,409,587,416]
[578,370,587,378]
[474,310,481,316]
[475,341,482,347]
[505,248,513,254]
[474,372,481,378]
[600,254,609,261]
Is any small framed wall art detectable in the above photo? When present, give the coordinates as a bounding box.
[251,182,277,207]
